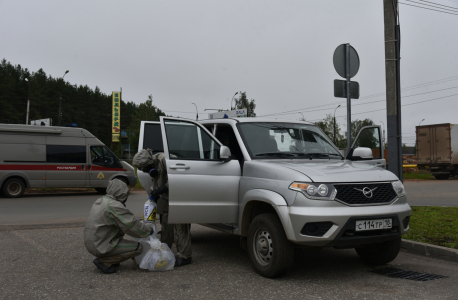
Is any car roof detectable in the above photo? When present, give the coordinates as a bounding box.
[199,117,315,125]
[0,124,95,138]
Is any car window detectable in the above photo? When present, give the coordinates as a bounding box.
[46,145,86,163]
[164,120,220,160]
[142,123,164,153]
[237,122,342,159]
[91,146,121,168]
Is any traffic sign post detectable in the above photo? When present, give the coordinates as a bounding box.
[333,43,360,151]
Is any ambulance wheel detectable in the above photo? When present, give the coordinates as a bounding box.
[2,178,26,198]
[95,188,106,194]
[115,177,129,186]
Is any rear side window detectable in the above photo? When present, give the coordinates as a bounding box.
[143,123,164,153]
[46,145,86,163]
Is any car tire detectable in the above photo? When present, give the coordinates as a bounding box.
[355,237,401,265]
[2,178,26,198]
[95,188,106,194]
[247,213,294,278]
[115,177,129,186]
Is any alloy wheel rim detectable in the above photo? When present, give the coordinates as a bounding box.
[7,182,21,196]
[253,227,273,266]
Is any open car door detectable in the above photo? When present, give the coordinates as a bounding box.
[349,125,386,168]
[160,117,241,224]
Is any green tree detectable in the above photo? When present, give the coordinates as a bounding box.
[234,92,256,117]
[314,114,345,147]
[127,95,166,153]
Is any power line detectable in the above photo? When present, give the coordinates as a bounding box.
[260,85,458,118]
[258,75,458,118]
[417,0,458,11]
[308,92,458,122]
[399,1,458,15]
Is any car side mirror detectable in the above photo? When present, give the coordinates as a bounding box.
[347,147,373,161]
[220,146,232,162]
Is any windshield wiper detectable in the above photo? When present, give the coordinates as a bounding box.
[288,152,342,160]
[255,152,295,157]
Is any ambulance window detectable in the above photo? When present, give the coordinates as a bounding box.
[46,145,86,163]
[91,146,120,168]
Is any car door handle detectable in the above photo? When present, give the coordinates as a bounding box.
[169,164,190,170]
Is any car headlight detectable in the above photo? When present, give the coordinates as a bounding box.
[391,180,406,196]
[289,182,336,200]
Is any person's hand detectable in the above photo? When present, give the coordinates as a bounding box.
[150,189,161,199]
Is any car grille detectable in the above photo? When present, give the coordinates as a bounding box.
[333,183,397,205]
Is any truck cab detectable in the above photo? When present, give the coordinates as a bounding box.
[138,117,410,278]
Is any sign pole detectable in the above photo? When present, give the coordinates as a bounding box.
[346,44,352,151]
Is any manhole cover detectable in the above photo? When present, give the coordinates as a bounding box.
[371,267,447,282]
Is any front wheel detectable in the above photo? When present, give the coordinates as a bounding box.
[2,178,26,198]
[355,237,401,265]
[247,213,294,278]
[434,174,449,180]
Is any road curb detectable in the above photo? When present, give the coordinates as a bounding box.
[401,239,458,262]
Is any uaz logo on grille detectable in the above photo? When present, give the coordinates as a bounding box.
[353,187,377,198]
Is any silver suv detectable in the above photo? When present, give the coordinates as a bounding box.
[138,117,411,278]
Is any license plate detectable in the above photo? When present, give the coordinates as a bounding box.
[355,219,392,231]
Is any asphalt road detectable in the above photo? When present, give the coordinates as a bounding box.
[404,179,458,207]
[0,180,457,229]
[1,224,457,299]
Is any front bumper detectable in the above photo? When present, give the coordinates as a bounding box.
[276,193,411,247]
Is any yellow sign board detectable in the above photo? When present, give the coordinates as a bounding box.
[112,92,120,142]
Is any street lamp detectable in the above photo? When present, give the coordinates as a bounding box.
[25,78,30,125]
[419,119,425,126]
[58,70,70,126]
[298,112,305,121]
[380,120,385,148]
[230,92,239,110]
[333,105,341,144]
[192,103,198,120]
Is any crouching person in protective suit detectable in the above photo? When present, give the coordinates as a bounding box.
[133,149,192,267]
[84,179,155,274]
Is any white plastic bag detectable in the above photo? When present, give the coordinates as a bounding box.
[137,235,175,272]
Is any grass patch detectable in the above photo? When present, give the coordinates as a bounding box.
[403,206,458,249]
[403,173,435,180]
[134,167,144,189]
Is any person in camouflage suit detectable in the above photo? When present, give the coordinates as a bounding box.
[84,179,155,274]
[133,149,192,267]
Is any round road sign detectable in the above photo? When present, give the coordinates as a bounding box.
[333,44,360,79]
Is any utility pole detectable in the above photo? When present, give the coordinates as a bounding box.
[334,105,341,145]
[383,0,403,181]
[58,70,69,126]
[25,78,30,125]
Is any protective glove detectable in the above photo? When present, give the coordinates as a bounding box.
[151,184,168,199]
[148,193,157,203]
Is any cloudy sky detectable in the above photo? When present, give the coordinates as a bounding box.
[1,0,457,145]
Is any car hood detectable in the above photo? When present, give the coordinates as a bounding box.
[256,159,398,183]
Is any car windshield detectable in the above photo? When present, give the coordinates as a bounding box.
[237,122,342,159]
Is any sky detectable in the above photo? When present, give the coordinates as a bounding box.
[1,0,457,146]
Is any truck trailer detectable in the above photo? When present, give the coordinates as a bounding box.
[416,123,458,179]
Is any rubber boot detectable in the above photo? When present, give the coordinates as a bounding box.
[93,258,117,274]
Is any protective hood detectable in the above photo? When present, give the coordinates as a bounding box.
[132,149,155,169]
[106,179,130,202]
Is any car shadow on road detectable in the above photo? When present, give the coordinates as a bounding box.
[190,224,367,280]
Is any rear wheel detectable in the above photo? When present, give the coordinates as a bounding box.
[2,178,26,198]
[434,174,449,180]
[355,237,401,265]
[94,188,106,194]
[115,177,129,186]
[247,213,294,278]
